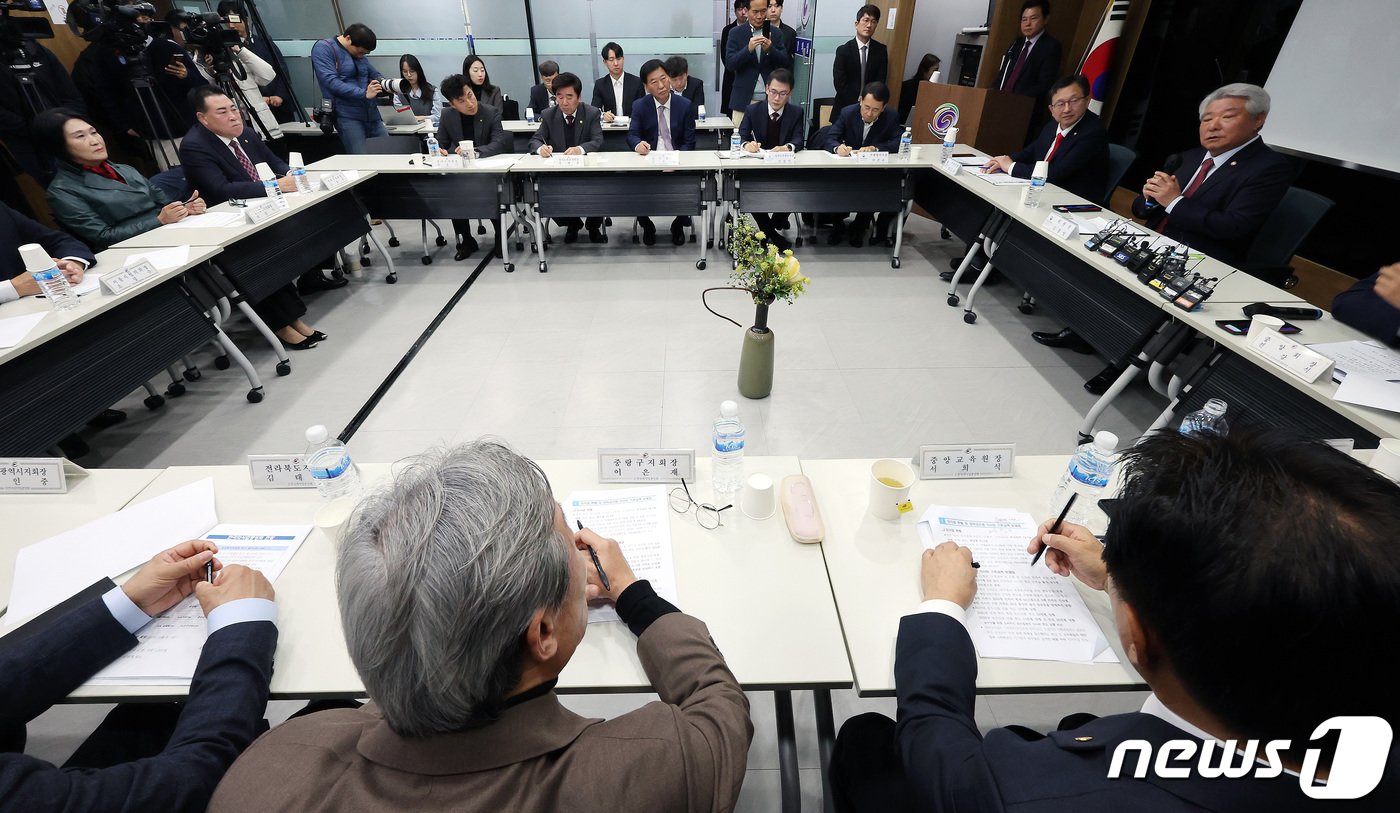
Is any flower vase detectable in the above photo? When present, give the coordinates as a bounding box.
[737,297,775,399]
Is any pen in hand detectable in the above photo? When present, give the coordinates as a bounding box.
[204,560,214,584]
[1031,492,1078,568]
[577,520,611,592]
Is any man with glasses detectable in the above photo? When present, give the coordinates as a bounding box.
[823,81,902,247]
[737,69,804,251]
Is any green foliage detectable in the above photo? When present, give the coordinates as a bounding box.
[725,214,809,304]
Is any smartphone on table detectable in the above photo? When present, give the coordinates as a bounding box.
[1216,319,1301,335]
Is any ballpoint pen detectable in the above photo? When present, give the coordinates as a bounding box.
[577,520,611,592]
[1031,493,1078,567]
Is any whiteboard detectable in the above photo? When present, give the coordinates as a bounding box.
[1263,0,1400,177]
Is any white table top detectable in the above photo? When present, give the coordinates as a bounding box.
[67,457,851,700]
[502,115,735,134]
[801,456,1145,697]
[308,153,522,174]
[0,244,222,368]
[0,468,163,613]
[718,149,921,171]
[513,151,725,173]
[280,120,436,136]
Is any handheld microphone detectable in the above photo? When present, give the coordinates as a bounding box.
[1143,153,1183,210]
[1242,303,1325,321]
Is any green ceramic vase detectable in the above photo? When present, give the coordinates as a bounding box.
[737,298,774,399]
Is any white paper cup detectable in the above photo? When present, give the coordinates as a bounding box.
[1371,438,1400,481]
[313,497,357,545]
[868,459,915,521]
[1247,314,1284,339]
[929,70,941,84]
[741,473,776,520]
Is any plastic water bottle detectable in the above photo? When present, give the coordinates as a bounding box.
[899,126,913,160]
[730,130,741,157]
[20,244,78,311]
[304,424,361,500]
[940,125,958,163]
[698,104,706,123]
[711,400,746,495]
[424,133,440,160]
[255,162,287,209]
[287,150,311,194]
[1024,160,1049,208]
[1180,398,1230,436]
[1049,431,1117,535]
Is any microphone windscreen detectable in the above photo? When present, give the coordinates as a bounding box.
[1163,153,1182,174]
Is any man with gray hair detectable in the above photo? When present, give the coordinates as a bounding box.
[208,440,752,812]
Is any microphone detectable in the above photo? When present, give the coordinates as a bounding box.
[1242,303,1325,321]
[1143,153,1182,210]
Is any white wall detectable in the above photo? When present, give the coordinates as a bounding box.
[903,0,989,79]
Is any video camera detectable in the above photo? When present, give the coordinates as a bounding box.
[66,0,157,59]
[169,9,242,76]
[1,3,55,66]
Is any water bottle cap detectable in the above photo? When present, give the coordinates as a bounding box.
[720,400,739,417]
[1204,398,1228,415]
[305,424,328,444]
[288,151,304,167]
[1092,430,1119,453]
[18,243,54,274]
[255,161,275,181]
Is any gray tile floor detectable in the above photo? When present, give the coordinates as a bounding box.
[35,214,1160,810]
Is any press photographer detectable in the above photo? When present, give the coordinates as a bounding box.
[180,9,282,143]
[0,5,85,179]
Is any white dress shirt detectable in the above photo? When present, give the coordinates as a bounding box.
[1010,113,1085,176]
[1,256,92,304]
[611,74,626,116]
[1164,134,1261,213]
[102,584,278,636]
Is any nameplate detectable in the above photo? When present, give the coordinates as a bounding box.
[646,150,680,166]
[597,448,695,484]
[941,157,962,175]
[0,457,86,494]
[553,154,584,167]
[1042,213,1078,241]
[763,150,796,164]
[321,171,352,191]
[244,198,280,224]
[248,454,316,489]
[917,444,1016,480]
[433,154,465,169]
[1245,328,1334,384]
[99,260,160,295]
[856,151,890,164]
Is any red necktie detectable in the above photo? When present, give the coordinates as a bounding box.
[1045,132,1065,162]
[230,139,258,181]
[1157,158,1213,232]
[1003,41,1031,91]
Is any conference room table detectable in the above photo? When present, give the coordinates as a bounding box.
[503,114,737,153]
[0,245,223,456]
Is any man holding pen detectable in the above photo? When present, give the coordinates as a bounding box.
[822,81,901,247]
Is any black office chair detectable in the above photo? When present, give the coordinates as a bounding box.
[1102,143,1137,206]
[363,134,448,264]
[502,97,521,121]
[1241,187,1335,288]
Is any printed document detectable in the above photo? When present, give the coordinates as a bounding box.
[563,486,678,623]
[0,311,48,349]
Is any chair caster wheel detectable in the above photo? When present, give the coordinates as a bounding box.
[605,217,613,226]
[516,242,525,252]
[706,238,714,248]
[421,256,432,265]
[436,236,448,246]
[276,361,291,376]
[247,388,264,403]
[214,355,231,370]
[359,243,371,256]
[941,227,951,240]
[696,259,707,270]
[144,394,165,410]
[946,295,960,307]
[183,368,201,381]
[1018,303,1036,314]
[385,273,397,284]
[795,237,804,247]
[362,257,372,266]
[963,311,977,324]
[388,237,400,247]
[166,382,186,397]
[539,261,548,273]
[504,263,515,272]
[891,257,901,269]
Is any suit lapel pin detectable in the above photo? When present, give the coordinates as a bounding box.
[1074,736,1093,742]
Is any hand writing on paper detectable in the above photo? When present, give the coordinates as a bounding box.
[1027,519,1106,590]
[634,141,651,155]
[194,564,275,616]
[574,527,637,602]
[983,155,1013,174]
[122,539,221,616]
[921,541,978,608]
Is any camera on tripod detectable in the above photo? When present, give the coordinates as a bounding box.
[66,0,158,59]
[170,10,243,77]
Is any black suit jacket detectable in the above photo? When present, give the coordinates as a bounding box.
[738,101,804,151]
[823,104,901,153]
[591,73,643,118]
[1333,272,1400,346]
[677,77,706,109]
[1131,139,1292,266]
[438,104,512,157]
[528,82,553,114]
[720,21,739,112]
[893,612,1385,812]
[1,202,94,281]
[1010,111,1109,202]
[0,593,277,812]
[529,104,605,154]
[179,124,289,206]
[833,37,889,113]
[995,33,1063,102]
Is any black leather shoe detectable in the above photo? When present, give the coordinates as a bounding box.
[640,219,656,246]
[774,214,792,230]
[297,274,349,294]
[588,227,606,244]
[564,225,580,244]
[946,255,967,273]
[455,236,479,261]
[670,219,686,246]
[87,409,127,429]
[492,243,503,258]
[1031,328,1094,354]
[769,233,792,252]
[827,227,846,246]
[307,330,328,342]
[1084,366,1120,396]
[285,337,319,351]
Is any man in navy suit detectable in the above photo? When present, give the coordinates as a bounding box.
[738,69,803,251]
[724,0,792,113]
[822,81,901,247]
[528,60,559,114]
[0,201,92,305]
[665,56,705,110]
[628,59,697,246]
[0,540,278,812]
[996,0,1063,138]
[590,42,643,123]
[829,428,1400,812]
[179,87,296,208]
[1334,263,1400,346]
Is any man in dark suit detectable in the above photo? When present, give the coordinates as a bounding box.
[725,0,792,113]
[830,428,1400,813]
[720,0,750,116]
[665,55,705,110]
[436,74,512,260]
[590,42,643,123]
[833,5,888,114]
[0,39,85,180]
[0,541,278,812]
[995,0,1063,138]
[528,72,606,244]
[0,201,92,305]
[628,59,698,246]
[738,69,803,251]
[528,60,560,114]
[1333,263,1400,346]
[822,82,901,247]
[179,87,296,207]
[766,0,799,68]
